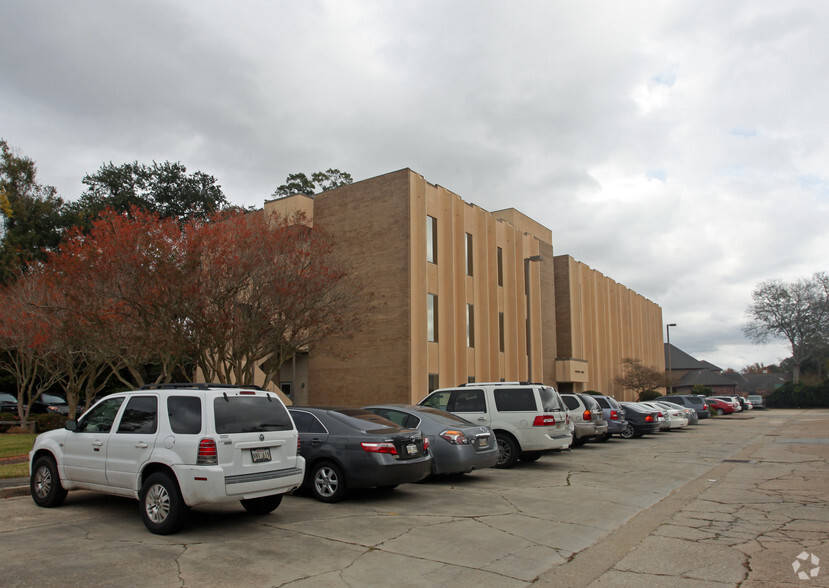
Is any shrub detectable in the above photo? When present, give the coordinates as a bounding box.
[638,390,661,401]
[32,413,68,432]
[766,382,829,408]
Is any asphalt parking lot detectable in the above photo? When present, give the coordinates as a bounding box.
[2,409,828,587]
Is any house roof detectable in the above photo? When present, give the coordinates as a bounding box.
[677,369,738,388]
[665,344,710,370]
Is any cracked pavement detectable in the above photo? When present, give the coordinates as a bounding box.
[1,409,827,587]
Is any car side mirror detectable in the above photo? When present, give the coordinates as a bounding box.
[64,420,77,432]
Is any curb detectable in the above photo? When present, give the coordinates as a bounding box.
[0,484,29,499]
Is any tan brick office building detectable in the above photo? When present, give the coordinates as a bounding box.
[267,168,664,405]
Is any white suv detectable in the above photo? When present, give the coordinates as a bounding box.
[418,382,571,468]
[29,384,305,534]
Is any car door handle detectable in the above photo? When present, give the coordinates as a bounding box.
[477,417,486,422]
[311,438,323,446]
[135,442,148,448]
[92,440,104,447]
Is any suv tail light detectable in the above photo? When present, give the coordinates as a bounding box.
[533,415,556,426]
[610,410,619,421]
[360,442,398,455]
[583,409,592,421]
[440,430,469,444]
[197,438,218,465]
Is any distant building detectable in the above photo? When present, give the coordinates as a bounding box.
[664,343,737,396]
[260,169,665,405]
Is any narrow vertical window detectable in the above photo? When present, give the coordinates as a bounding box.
[465,233,473,276]
[499,312,505,352]
[428,373,439,393]
[427,293,438,342]
[426,215,437,264]
[467,303,475,348]
[497,247,503,286]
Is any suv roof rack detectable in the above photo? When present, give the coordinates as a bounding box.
[138,383,265,391]
[457,381,541,387]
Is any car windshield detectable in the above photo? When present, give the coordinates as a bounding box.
[330,409,401,431]
[414,407,471,425]
[0,393,16,403]
[40,394,67,405]
[213,396,293,433]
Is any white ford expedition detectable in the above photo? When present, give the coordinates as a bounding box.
[29,384,305,534]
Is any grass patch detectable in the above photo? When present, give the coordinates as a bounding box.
[0,462,28,479]
[0,434,36,458]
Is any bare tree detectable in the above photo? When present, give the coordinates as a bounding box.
[615,357,666,400]
[743,272,829,384]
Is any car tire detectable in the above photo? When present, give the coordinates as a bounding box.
[716,408,724,415]
[519,451,543,462]
[597,433,610,443]
[571,436,587,447]
[619,425,634,440]
[30,455,68,508]
[495,433,519,468]
[140,472,187,535]
[310,461,346,502]
[240,494,283,515]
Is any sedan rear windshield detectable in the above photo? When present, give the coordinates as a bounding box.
[214,396,293,433]
[330,409,400,431]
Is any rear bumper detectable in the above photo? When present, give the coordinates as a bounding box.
[431,444,499,474]
[347,455,432,489]
[174,457,306,506]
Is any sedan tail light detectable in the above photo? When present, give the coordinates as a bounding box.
[197,438,218,465]
[360,442,398,455]
[440,430,469,445]
[533,415,556,426]
[645,415,655,423]
[422,436,430,452]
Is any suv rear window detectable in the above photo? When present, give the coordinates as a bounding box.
[214,396,293,433]
[494,388,537,412]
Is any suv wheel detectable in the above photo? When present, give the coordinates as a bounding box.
[311,461,346,502]
[495,433,519,468]
[30,456,68,508]
[140,472,187,535]
[241,494,283,515]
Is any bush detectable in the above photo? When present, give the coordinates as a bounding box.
[0,411,20,433]
[638,390,662,401]
[766,382,829,408]
[31,413,68,432]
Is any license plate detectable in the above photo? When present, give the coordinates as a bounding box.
[478,437,489,448]
[406,443,418,456]
[251,447,271,463]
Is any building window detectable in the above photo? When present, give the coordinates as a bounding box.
[465,233,473,276]
[427,293,438,342]
[426,215,437,264]
[497,247,503,286]
[428,373,439,393]
[499,312,505,352]
[467,303,475,348]
[467,376,476,384]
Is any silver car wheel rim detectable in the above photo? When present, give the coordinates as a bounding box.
[34,465,52,499]
[496,438,510,465]
[314,467,338,497]
[145,483,171,523]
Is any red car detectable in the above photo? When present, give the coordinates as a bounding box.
[706,397,735,415]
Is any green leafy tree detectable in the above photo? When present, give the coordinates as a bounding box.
[743,272,829,384]
[70,160,229,227]
[272,169,353,197]
[0,139,69,283]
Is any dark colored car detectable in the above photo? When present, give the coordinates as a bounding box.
[659,394,710,419]
[363,404,498,475]
[31,394,70,415]
[618,402,661,438]
[590,395,629,440]
[0,392,17,414]
[288,407,432,502]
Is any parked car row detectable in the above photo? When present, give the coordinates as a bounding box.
[27,383,749,535]
[0,393,70,415]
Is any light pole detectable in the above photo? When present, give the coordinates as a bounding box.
[666,323,677,394]
[524,255,543,382]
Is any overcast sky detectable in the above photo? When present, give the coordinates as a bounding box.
[2,1,826,371]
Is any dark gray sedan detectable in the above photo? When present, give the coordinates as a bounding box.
[362,404,499,475]
[288,407,432,502]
